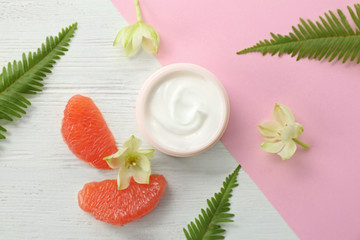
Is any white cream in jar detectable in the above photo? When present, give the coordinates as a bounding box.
[137,63,230,157]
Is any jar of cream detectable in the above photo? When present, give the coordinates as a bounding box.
[136,63,230,157]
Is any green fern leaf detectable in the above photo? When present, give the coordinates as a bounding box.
[0,23,77,139]
[238,4,360,64]
[183,165,241,240]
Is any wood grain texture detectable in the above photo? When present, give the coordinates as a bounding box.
[0,0,298,239]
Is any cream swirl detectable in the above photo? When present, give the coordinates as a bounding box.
[145,71,226,153]
[153,85,207,135]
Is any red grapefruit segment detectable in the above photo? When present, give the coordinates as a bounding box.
[61,95,117,169]
[78,175,167,225]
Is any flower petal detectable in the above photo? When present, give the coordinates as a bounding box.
[260,141,284,153]
[137,149,155,159]
[124,40,140,57]
[131,26,143,51]
[258,120,282,137]
[136,155,151,172]
[133,168,151,184]
[142,37,156,53]
[132,155,151,184]
[113,28,126,46]
[139,22,159,53]
[114,24,136,47]
[278,140,297,161]
[123,135,141,152]
[115,24,141,57]
[293,123,304,138]
[262,136,281,143]
[140,22,159,40]
[103,147,129,169]
[273,104,295,126]
[281,123,304,142]
[117,166,131,190]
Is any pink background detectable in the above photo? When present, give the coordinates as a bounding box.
[111,0,360,239]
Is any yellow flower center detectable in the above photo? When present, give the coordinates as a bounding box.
[126,155,139,168]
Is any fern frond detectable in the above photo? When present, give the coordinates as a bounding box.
[0,23,77,139]
[238,4,360,64]
[183,165,241,240]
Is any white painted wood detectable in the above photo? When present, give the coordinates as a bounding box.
[0,0,298,239]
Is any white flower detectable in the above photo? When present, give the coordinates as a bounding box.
[258,104,309,160]
[113,0,159,57]
[103,135,154,190]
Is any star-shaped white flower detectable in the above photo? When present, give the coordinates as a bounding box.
[103,135,154,190]
[258,104,309,160]
[113,0,159,57]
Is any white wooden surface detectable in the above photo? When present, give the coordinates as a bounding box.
[0,0,298,239]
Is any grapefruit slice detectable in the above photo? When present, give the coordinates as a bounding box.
[78,175,167,225]
[62,95,117,169]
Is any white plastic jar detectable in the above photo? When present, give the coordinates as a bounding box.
[136,63,230,157]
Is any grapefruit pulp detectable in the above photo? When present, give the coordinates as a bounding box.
[78,175,167,225]
[61,95,117,169]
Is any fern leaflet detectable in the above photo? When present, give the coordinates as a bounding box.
[183,165,241,240]
[0,23,77,139]
[238,4,360,64]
